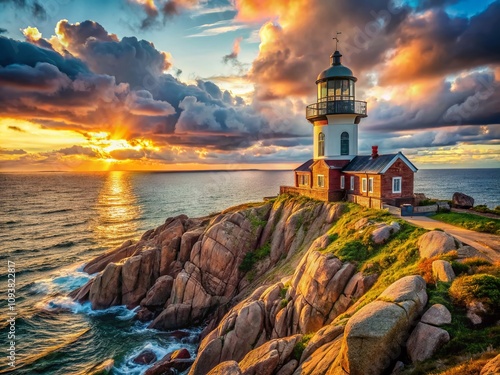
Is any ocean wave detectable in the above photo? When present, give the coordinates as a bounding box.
[40,208,74,215]
[113,341,189,375]
[30,264,92,295]
[53,240,76,248]
[62,220,88,228]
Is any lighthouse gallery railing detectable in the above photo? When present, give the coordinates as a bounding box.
[306,100,367,120]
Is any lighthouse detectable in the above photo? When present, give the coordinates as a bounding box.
[306,49,367,160]
[280,41,418,208]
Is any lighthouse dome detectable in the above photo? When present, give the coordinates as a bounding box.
[316,50,356,82]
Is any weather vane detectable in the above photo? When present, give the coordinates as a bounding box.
[333,31,341,50]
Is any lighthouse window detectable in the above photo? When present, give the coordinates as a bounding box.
[318,132,325,157]
[341,132,349,155]
[335,80,342,96]
[328,81,335,98]
[342,80,350,97]
[318,82,327,101]
[350,80,355,97]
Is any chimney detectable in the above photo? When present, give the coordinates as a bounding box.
[371,145,379,158]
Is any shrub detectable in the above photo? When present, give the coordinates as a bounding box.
[292,333,314,361]
[449,274,500,311]
[450,261,469,276]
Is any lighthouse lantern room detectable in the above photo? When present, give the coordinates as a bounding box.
[306,50,367,160]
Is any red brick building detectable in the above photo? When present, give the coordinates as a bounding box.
[281,48,417,209]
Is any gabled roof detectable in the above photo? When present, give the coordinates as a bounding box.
[294,159,314,172]
[342,152,418,174]
[324,159,351,169]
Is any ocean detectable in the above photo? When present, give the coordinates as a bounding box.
[0,169,498,374]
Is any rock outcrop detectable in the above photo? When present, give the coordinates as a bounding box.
[418,230,457,258]
[406,322,450,362]
[432,260,456,282]
[420,304,452,326]
[452,192,474,208]
[74,195,494,375]
[328,276,428,375]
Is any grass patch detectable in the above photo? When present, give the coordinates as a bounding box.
[423,281,500,360]
[472,204,500,215]
[248,213,267,230]
[239,242,271,273]
[430,212,500,235]
[292,333,314,361]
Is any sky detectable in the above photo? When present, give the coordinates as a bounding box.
[0,0,499,171]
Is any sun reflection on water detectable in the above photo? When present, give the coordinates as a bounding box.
[94,171,141,247]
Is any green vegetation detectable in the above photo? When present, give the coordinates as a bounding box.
[318,204,426,306]
[248,213,267,231]
[472,204,500,215]
[239,242,271,273]
[418,198,438,206]
[292,333,314,361]
[449,274,500,311]
[430,212,500,235]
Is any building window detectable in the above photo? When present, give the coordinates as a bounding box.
[362,178,367,192]
[393,177,402,193]
[341,132,349,155]
[317,174,325,188]
[318,132,325,157]
[299,174,309,186]
[340,175,345,189]
[350,176,355,191]
[368,177,374,193]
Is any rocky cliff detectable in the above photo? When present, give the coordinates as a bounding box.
[71,195,500,375]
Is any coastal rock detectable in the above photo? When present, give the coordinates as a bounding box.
[294,334,343,375]
[68,279,93,302]
[418,231,457,258]
[329,276,427,375]
[420,304,452,326]
[144,349,192,375]
[83,239,135,274]
[141,275,173,308]
[481,354,500,375]
[452,192,474,208]
[121,248,160,308]
[300,325,344,363]
[179,227,204,263]
[207,361,242,375]
[432,260,456,282]
[133,349,157,365]
[189,299,266,375]
[371,221,400,244]
[238,335,302,375]
[89,262,122,309]
[406,322,450,362]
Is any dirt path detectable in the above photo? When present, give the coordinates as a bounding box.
[397,215,500,262]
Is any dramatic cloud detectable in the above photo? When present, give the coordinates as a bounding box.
[129,0,203,29]
[0,0,46,19]
[223,36,243,64]
[2,2,499,171]
[0,19,309,167]
[0,147,27,155]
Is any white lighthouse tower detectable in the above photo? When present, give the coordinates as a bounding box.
[306,47,367,160]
